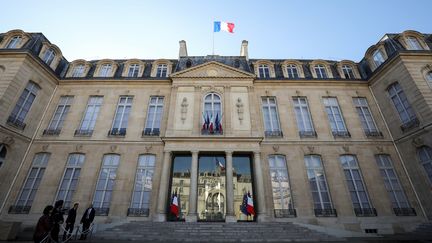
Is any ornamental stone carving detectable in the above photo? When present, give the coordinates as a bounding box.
[181,97,188,123]
[2,136,14,146]
[236,98,244,124]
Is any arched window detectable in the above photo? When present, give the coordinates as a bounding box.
[268,155,295,217]
[387,82,417,128]
[203,93,222,134]
[372,49,385,67]
[417,146,432,184]
[42,48,56,66]
[314,64,328,79]
[93,154,120,215]
[71,64,85,78]
[55,153,85,208]
[406,36,423,50]
[129,154,156,216]
[0,144,6,168]
[426,71,432,88]
[286,64,299,79]
[258,64,270,78]
[6,36,22,48]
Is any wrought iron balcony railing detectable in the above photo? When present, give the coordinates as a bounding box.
[401,118,420,132]
[365,130,383,138]
[314,208,337,217]
[94,207,109,216]
[8,205,31,214]
[74,129,94,136]
[127,208,149,216]
[43,129,61,135]
[354,207,377,217]
[393,207,416,216]
[108,128,126,136]
[265,130,283,138]
[299,130,317,138]
[332,131,351,138]
[142,128,160,136]
[274,209,297,218]
[6,116,26,130]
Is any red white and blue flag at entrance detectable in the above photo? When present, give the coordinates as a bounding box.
[170,191,179,218]
[241,192,255,216]
[216,158,225,171]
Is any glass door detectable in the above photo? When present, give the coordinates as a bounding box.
[233,155,255,221]
[169,155,191,221]
[197,155,226,221]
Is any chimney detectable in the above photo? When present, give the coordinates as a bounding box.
[179,40,188,57]
[240,40,248,60]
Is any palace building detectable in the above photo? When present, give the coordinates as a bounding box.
[0,29,431,235]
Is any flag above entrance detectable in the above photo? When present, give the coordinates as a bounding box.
[214,21,235,33]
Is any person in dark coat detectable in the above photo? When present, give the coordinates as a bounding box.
[50,200,64,242]
[33,205,53,243]
[79,204,95,240]
[63,202,79,241]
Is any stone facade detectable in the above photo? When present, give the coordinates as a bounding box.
[0,29,431,234]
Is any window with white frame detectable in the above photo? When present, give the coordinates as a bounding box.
[203,93,222,134]
[286,64,299,78]
[353,97,380,136]
[8,81,40,128]
[340,155,375,216]
[268,155,294,210]
[304,155,334,212]
[372,50,385,67]
[406,36,423,50]
[42,48,56,66]
[71,64,85,78]
[76,96,103,135]
[314,65,328,79]
[130,155,155,212]
[15,153,50,210]
[0,144,6,168]
[144,96,164,136]
[45,96,73,135]
[128,64,140,77]
[292,97,315,137]
[375,154,410,210]
[387,82,417,127]
[156,64,168,77]
[98,64,112,77]
[110,96,133,135]
[6,36,22,48]
[55,153,85,209]
[417,146,432,184]
[342,65,355,79]
[323,97,349,136]
[93,154,120,210]
[262,97,282,136]
[258,64,270,78]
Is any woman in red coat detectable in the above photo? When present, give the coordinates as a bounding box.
[33,205,53,243]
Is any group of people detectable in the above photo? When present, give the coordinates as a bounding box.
[33,200,96,243]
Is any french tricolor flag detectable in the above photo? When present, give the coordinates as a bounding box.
[214,21,235,33]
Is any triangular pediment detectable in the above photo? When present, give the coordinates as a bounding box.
[170,61,255,79]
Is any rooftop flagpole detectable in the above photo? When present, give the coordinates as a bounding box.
[212,21,215,55]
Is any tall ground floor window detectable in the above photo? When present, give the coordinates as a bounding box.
[233,154,254,221]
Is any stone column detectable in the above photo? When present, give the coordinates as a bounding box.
[186,150,199,222]
[253,151,268,221]
[155,151,172,222]
[225,150,236,222]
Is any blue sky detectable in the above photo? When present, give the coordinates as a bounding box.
[1,0,431,61]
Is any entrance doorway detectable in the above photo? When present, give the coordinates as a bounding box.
[197,155,226,221]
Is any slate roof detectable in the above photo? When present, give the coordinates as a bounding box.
[1,30,431,81]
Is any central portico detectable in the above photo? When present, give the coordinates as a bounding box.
[155,138,266,222]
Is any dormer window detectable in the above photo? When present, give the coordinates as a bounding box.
[42,48,56,66]
[71,64,85,78]
[128,64,140,77]
[258,64,270,78]
[426,71,432,82]
[6,36,22,48]
[286,64,299,79]
[406,36,423,50]
[156,64,168,77]
[99,64,112,77]
[372,50,385,67]
[342,65,355,79]
[314,65,328,79]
